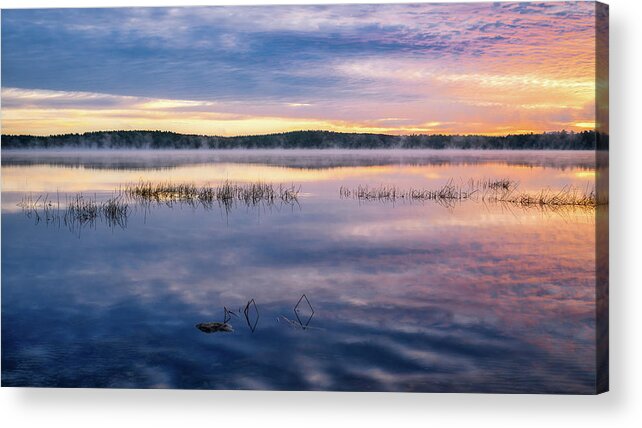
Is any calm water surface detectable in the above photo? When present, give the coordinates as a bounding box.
[1,150,598,392]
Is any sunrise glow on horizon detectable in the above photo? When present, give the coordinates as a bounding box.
[1,2,599,137]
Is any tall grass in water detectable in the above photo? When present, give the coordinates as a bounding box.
[125,180,300,207]
[17,193,60,225]
[340,180,477,203]
[65,194,128,230]
[340,178,603,210]
[65,194,99,223]
[469,177,518,193]
[339,178,498,207]
[484,184,601,208]
[16,180,297,233]
[102,196,129,228]
[19,192,128,231]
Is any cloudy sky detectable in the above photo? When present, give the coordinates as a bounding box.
[1,2,598,136]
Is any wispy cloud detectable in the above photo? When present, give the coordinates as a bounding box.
[1,87,456,136]
[1,2,597,135]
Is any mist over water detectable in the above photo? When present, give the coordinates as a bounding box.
[1,150,598,392]
[3,148,597,170]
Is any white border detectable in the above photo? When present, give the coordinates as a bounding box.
[1,1,641,427]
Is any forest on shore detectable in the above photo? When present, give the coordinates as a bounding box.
[1,129,601,150]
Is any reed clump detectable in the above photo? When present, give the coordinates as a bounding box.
[17,193,60,224]
[66,194,99,222]
[124,180,299,207]
[18,192,128,230]
[340,180,478,204]
[102,195,129,228]
[469,178,518,193]
[340,178,603,210]
[485,185,601,208]
[17,180,299,233]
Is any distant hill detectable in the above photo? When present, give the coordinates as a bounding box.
[1,130,599,150]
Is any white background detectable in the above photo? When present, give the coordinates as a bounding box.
[0,0,640,426]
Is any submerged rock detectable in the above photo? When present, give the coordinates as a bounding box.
[196,322,234,333]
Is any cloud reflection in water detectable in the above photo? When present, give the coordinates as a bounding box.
[1,150,597,392]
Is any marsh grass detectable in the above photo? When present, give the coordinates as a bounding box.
[101,195,129,228]
[340,179,478,204]
[17,193,60,225]
[483,184,601,208]
[124,180,300,208]
[469,177,518,193]
[17,180,298,234]
[339,178,514,207]
[19,192,128,231]
[17,177,604,235]
[65,194,99,223]
[340,178,604,210]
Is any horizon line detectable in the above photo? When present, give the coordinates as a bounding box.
[1,128,598,139]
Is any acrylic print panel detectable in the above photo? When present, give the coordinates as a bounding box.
[0,2,608,393]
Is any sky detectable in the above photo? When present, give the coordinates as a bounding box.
[1,2,598,136]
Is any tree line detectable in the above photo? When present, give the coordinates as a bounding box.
[1,129,600,150]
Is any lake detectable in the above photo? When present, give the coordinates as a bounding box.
[1,149,599,393]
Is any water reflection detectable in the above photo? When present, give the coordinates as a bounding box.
[1,151,599,393]
[2,149,597,170]
[294,294,315,329]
